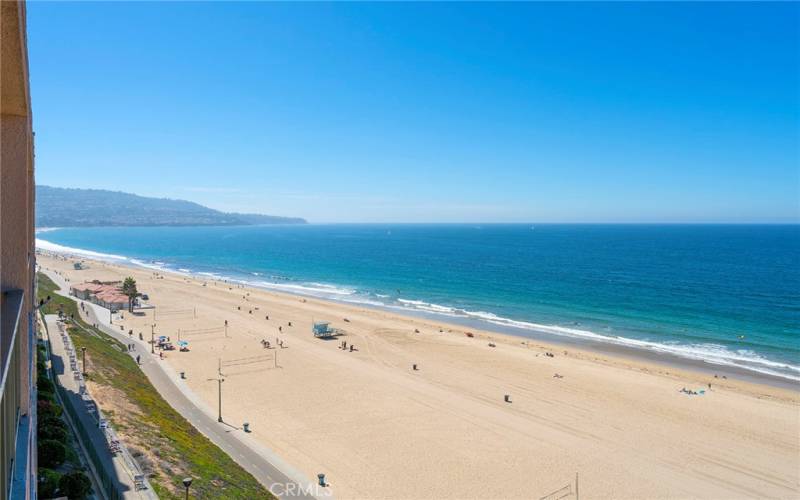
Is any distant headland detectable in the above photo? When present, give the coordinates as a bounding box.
[36,185,307,227]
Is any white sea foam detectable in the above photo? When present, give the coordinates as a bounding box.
[129,259,170,272]
[398,299,427,306]
[247,280,356,298]
[341,296,389,307]
[36,238,128,261]
[198,271,224,280]
[392,297,800,382]
[36,236,799,382]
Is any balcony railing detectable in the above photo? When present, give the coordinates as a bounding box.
[1,289,25,500]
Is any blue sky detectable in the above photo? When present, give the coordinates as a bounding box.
[28,2,799,223]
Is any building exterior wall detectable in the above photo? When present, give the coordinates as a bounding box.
[70,287,92,300]
[0,1,37,499]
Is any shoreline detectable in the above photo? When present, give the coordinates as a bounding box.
[35,243,799,391]
[382,306,800,392]
[36,251,800,498]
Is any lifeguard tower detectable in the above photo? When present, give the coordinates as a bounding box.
[312,321,336,339]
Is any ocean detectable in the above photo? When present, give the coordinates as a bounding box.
[36,224,800,382]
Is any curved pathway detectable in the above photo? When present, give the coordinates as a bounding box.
[42,268,321,499]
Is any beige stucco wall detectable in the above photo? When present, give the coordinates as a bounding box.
[1,114,34,413]
[0,1,36,498]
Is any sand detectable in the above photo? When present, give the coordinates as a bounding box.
[38,253,800,499]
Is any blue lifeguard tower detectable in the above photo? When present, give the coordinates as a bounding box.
[312,321,335,339]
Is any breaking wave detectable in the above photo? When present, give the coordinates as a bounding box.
[36,236,800,383]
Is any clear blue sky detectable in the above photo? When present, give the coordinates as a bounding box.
[28,2,799,223]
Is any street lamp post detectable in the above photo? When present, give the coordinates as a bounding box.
[81,347,87,376]
[217,378,224,422]
[207,377,225,422]
[182,477,192,500]
[151,324,156,354]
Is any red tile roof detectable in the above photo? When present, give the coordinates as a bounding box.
[72,282,127,303]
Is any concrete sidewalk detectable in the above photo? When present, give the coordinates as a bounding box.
[43,269,321,499]
[44,314,156,500]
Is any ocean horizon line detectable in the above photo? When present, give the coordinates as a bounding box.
[35,221,800,230]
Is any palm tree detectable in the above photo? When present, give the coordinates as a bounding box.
[122,277,139,313]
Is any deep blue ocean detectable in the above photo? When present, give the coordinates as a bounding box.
[37,224,800,381]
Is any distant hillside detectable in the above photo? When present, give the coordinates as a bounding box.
[36,186,306,227]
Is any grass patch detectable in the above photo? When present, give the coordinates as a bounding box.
[38,273,274,499]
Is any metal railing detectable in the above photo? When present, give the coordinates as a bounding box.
[1,289,24,500]
[56,384,123,500]
[41,315,154,499]
[58,322,149,490]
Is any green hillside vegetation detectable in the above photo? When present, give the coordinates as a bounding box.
[37,273,275,499]
[36,185,306,227]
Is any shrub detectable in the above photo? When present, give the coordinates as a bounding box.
[38,419,68,442]
[38,468,62,499]
[38,390,57,404]
[37,399,62,419]
[38,439,66,468]
[37,377,56,394]
[58,471,92,499]
[39,415,66,432]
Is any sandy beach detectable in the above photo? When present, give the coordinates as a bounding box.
[38,252,799,499]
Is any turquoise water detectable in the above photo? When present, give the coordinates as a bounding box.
[37,224,800,381]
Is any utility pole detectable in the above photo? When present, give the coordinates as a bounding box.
[81,347,87,376]
[151,324,156,354]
